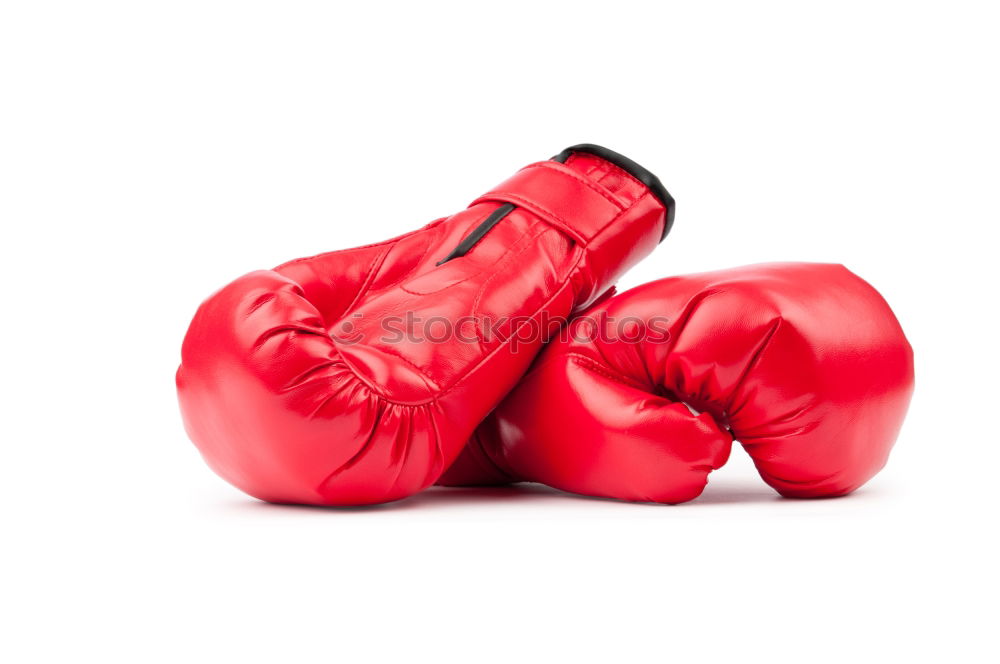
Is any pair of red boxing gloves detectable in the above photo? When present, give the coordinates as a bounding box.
[177,145,914,506]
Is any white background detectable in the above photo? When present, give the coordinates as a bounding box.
[2,2,997,662]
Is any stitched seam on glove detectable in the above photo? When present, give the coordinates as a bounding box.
[483,191,576,238]
[525,162,627,211]
[470,222,557,330]
[564,353,651,392]
[339,244,394,315]
[398,214,544,296]
[360,222,445,299]
[587,189,653,244]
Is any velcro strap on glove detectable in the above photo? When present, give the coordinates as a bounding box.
[470,162,628,246]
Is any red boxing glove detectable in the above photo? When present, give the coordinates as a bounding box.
[440,263,914,503]
[177,145,673,506]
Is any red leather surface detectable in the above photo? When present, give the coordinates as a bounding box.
[440,263,915,503]
[176,152,667,505]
